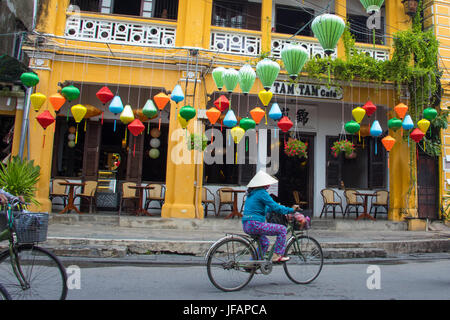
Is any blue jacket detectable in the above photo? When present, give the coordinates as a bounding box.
[242,188,294,223]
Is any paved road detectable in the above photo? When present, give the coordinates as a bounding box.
[65,255,450,301]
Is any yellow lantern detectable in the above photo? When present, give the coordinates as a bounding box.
[30,92,47,112]
[258,90,273,106]
[230,126,245,144]
[352,107,366,123]
[120,104,135,125]
[178,113,188,129]
[71,104,87,144]
[417,118,430,134]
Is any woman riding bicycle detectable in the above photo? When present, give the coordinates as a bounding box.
[242,170,299,263]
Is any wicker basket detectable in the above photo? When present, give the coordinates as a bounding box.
[13,212,49,243]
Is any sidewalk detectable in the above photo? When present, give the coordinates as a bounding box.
[34,213,450,261]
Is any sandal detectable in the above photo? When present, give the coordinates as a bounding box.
[272,255,290,263]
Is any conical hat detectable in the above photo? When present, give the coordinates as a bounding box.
[247,170,278,188]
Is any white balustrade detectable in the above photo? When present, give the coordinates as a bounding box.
[355,47,390,61]
[271,37,337,59]
[210,30,261,56]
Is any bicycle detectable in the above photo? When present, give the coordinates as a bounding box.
[0,283,11,300]
[205,212,323,292]
[0,198,68,300]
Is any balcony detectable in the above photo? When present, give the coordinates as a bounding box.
[271,34,337,60]
[64,13,176,47]
[210,27,262,56]
[356,46,390,61]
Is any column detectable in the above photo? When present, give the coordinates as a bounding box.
[261,0,273,54]
[335,0,346,60]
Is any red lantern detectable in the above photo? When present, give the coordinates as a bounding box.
[362,101,377,117]
[277,116,293,133]
[96,86,114,105]
[214,95,230,112]
[128,119,145,157]
[36,110,55,148]
[410,128,424,143]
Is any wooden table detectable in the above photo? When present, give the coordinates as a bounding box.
[222,189,246,219]
[129,185,155,216]
[354,192,376,221]
[58,181,85,214]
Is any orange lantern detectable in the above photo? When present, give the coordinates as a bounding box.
[49,93,66,113]
[84,105,103,119]
[394,103,408,119]
[250,107,266,125]
[206,107,221,125]
[153,92,170,130]
[381,135,396,152]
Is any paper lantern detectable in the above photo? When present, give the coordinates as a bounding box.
[20,72,39,87]
[150,138,161,148]
[61,85,80,102]
[238,64,256,95]
[212,67,226,90]
[359,0,385,13]
[402,115,414,130]
[239,117,256,131]
[179,105,196,122]
[120,104,135,124]
[370,120,382,136]
[171,84,184,103]
[71,104,87,123]
[96,86,114,105]
[394,103,408,119]
[423,107,438,121]
[360,124,371,137]
[388,118,403,132]
[68,126,76,134]
[311,14,346,55]
[36,110,55,130]
[417,119,431,133]
[128,119,145,137]
[352,107,366,123]
[133,109,149,122]
[345,120,360,134]
[230,126,246,144]
[281,44,309,80]
[84,105,102,119]
[68,141,76,148]
[30,93,46,112]
[154,92,170,111]
[178,113,188,129]
[223,110,237,127]
[151,128,161,138]
[223,68,240,93]
[278,116,293,133]
[49,93,66,112]
[269,103,282,121]
[142,99,158,119]
[258,90,273,107]
[149,148,160,159]
[214,95,230,112]
[206,107,221,125]
[109,96,124,115]
[250,107,266,124]
[410,128,425,143]
[362,101,377,117]
[381,135,396,152]
[256,59,280,90]
[68,133,76,141]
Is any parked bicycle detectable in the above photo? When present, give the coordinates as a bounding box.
[0,283,11,300]
[0,198,67,300]
[205,212,323,292]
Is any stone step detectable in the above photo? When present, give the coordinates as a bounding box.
[49,244,128,258]
[322,248,387,259]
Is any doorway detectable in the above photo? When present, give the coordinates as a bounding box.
[417,149,439,219]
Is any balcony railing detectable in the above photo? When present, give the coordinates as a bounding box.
[210,28,261,56]
[65,14,177,47]
[356,47,390,61]
[271,36,337,60]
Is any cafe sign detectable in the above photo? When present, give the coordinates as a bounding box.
[271,81,343,100]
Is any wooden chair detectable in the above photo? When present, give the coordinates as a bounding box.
[369,190,389,218]
[49,179,69,208]
[119,182,138,215]
[144,183,165,211]
[240,193,247,215]
[293,190,308,208]
[74,181,98,213]
[343,189,365,218]
[216,187,234,217]
[320,189,344,219]
[202,187,216,217]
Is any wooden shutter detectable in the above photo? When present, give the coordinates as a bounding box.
[368,137,386,188]
[246,2,261,31]
[83,120,102,180]
[126,133,145,183]
[326,136,341,188]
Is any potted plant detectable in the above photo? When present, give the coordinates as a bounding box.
[284,138,308,159]
[0,156,41,206]
[331,140,355,158]
[187,133,208,151]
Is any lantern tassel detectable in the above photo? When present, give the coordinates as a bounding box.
[158,115,161,131]
[265,111,268,125]
[42,132,46,148]
[66,108,69,122]
[125,128,127,141]
[84,119,87,132]
[133,143,136,157]
[101,112,104,125]
[211,130,214,144]
[256,130,258,144]
[114,119,117,132]
[375,138,377,155]
[75,124,79,144]
[147,121,150,135]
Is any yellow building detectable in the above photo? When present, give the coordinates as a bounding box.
[4,0,444,226]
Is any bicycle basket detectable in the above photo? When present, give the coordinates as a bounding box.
[13,212,49,243]
[266,212,288,226]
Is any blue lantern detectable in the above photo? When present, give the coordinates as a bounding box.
[370,120,382,155]
[223,110,237,127]
[402,114,414,130]
[171,84,184,103]
[269,103,282,120]
[109,96,124,115]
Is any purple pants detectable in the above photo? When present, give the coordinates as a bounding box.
[242,220,287,256]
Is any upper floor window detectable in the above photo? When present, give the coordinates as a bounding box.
[211,0,261,31]
[69,0,179,20]
[273,4,314,37]
[346,0,386,45]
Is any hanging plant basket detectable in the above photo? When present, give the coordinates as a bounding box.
[187,133,208,151]
[284,139,308,159]
[331,139,355,158]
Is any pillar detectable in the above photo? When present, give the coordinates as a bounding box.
[261,0,272,54]
[335,0,347,60]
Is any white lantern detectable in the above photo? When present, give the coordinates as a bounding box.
[68,133,76,141]
[150,138,161,148]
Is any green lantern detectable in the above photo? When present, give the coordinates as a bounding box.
[20,72,40,87]
[345,120,360,134]
[311,14,346,56]
[359,0,385,13]
[212,67,226,90]
[179,105,196,121]
[61,85,80,102]
[142,99,158,118]
[281,44,309,80]
[423,107,438,121]
[239,117,256,131]
[256,58,280,91]
[223,68,240,93]
[238,64,256,95]
[388,118,403,131]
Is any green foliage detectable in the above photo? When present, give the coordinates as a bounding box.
[187,133,208,151]
[331,140,355,158]
[0,156,40,205]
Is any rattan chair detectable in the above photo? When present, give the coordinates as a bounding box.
[369,190,389,218]
[119,182,138,215]
[343,189,365,218]
[320,189,344,219]
[144,183,165,211]
[216,187,234,217]
[49,179,69,208]
[293,190,308,208]
[74,181,98,213]
[202,187,216,217]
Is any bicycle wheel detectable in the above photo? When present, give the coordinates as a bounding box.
[283,235,323,284]
[206,237,257,292]
[0,245,68,300]
[0,283,11,300]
